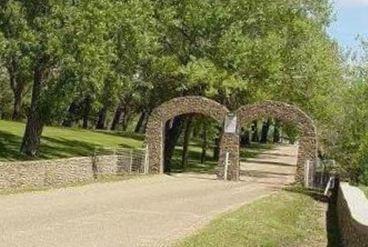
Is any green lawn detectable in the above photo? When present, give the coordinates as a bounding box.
[0,120,144,161]
[0,120,271,174]
[176,190,328,247]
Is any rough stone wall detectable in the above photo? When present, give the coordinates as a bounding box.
[95,155,120,175]
[337,183,368,247]
[217,133,239,180]
[0,155,133,190]
[146,96,239,180]
[236,101,317,182]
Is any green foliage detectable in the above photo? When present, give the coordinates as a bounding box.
[322,38,368,184]
[357,134,368,185]
[0,0,359,178]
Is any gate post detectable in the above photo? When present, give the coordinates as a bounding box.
[217,113,240,181]
[217,133,239,181]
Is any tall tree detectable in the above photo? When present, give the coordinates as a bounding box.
[0,1,32,120]
[181,115,193,168]
[19,0,117,155]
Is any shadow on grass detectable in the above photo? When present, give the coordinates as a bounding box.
[284,185,343,247]
[0,127,144,161]
[0,131,28,161]
[93,130,145,141]
[169,142,274,174]
[39,136,99,159]
[0,132,128,161]
[239,143,274,160]
[170,147,217,173]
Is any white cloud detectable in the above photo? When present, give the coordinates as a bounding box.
[335,0,368,7]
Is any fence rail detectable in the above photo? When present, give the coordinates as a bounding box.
[93,147,148,174]
[304,159,337,190]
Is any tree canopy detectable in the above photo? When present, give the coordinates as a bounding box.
[0,0,367,184]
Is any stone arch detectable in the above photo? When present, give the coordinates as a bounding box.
[146,96,239,180]
[235,101,317,182]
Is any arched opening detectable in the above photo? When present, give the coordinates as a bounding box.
[146,96,239,180]
[164,114,223,175]
[236,101,317,183]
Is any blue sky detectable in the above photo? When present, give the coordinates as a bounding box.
[328,0,368,50]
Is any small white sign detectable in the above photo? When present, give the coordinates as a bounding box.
[224,113,237,133]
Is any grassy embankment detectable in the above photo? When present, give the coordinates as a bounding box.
[176,188,340,247]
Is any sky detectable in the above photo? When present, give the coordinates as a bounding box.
[328,0,368,50]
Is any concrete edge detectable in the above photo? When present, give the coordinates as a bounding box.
[340,182,368,227]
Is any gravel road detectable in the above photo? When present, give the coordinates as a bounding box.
[0,144,297,247]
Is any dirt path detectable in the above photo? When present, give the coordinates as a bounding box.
[0,144,297,247]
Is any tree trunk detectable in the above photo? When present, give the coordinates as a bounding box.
[260,118,271,143]
[134,110,148,133]
[201,126,207,164]
[121,110,132,131]
[181,115,193,168]
[62,101,79,127]
[140,110,150,134]
[110,105,124,131]
[96,106,108,129]
[273,120,281,143]
[12,88,22,120]
[251,120,259,142]
[212,139,218,160]
[164,116,184,173]
[20,64,44,156]
[8,58,25,121]
[82,96,91,129]
[240,128,251,147]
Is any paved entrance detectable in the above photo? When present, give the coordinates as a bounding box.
[0,145,297,247]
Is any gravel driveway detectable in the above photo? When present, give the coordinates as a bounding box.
[0,144,297,247]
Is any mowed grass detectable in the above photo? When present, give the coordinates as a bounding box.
[0,119,272,174]
[0,120,144,161]
[176,190,327,247]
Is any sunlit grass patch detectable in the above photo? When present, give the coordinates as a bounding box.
[176,190,327,247]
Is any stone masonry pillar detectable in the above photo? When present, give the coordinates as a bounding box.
[217,132,239,181]
[217,113,240,181]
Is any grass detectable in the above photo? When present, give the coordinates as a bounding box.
[360,186,368,198]
[0,119,144,161]
[0,120,271,172]
[176,189,328,247]
[171,142,272,173]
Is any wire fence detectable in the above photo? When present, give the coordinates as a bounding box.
[304,159,338,190]
[93,147,148,174]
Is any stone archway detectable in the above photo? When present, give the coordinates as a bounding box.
[235,101,318,182]
[146,96,239,180]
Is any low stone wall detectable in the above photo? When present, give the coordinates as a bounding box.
[0,155,134,190]
[337,182,368,247]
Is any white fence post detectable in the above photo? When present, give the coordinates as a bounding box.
[129,149,133,173]
[144,146,149,174]
[304,160,310,188]
[224,152,229,181]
